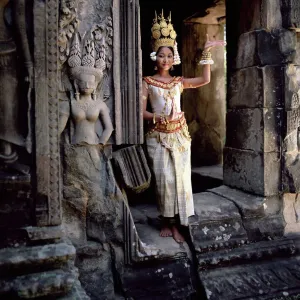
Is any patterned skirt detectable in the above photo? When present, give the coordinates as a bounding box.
[146,118,194,226]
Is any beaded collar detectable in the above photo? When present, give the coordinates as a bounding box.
[144,76,183,89]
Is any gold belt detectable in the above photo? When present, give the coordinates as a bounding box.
[151,116,187,134]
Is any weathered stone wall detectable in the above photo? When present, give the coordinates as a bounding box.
[225,0,300,197]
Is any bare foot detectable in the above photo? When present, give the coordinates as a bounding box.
[171,226,185,243]
[160,226,172,237]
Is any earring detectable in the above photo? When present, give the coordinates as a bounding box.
[154,66,158,70]
[75,92,80,101]
[171,66,174,71]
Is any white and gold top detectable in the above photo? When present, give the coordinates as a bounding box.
[143,76,183,116]
[143,76,191,152]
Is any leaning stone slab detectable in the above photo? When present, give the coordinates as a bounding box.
[200,256,300,300]
[190,192,248,253]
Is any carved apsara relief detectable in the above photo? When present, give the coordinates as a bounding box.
[58,0,114,143]
[0,0,33,175]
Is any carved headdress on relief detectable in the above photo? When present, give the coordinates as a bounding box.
[68,33,103,84]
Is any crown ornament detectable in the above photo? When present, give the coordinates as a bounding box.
[151,10,181,65]
[68,33,103,83]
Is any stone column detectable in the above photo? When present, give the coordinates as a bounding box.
[225,0,300,233]
[182,22,225,166]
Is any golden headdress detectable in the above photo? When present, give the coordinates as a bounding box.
[150,10,181,65]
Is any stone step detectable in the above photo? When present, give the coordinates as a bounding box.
[0,269,76,299]
[191,165,223,193]
[0,242,75,277]
[200,255,300,300]
[197,238,296,269]
[130,203,192,261]
[190,192,248,253]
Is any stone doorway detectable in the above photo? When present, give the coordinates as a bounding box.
[140,0,226,193]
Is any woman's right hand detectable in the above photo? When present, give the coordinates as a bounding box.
[167,110,184,121]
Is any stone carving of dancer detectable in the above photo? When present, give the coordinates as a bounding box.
[0,0,33,174]
[59,34,113,145]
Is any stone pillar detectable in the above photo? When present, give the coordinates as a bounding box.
[225,0,299,196]
[182,22,225,166]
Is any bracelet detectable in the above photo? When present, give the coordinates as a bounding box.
[153,112,156,124]
[199,50,214,65]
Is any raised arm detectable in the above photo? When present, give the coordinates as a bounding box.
[183,34,226,89]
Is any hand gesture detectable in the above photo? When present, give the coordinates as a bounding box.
[168,106,184,121]
[204,34,226,51]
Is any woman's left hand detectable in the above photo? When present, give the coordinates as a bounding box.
[204,34,226,51]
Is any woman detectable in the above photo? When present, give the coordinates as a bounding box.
[143,11,226,243]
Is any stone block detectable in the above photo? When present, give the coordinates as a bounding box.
[284,65,300,111]
[283,194,300,224]
[190,192,248,252]
[0,243,75,276]
[200,257,300,300]
[0,269,76,299]
[243,215,285,240]
[197,239,295,270]
[223,148,280,196]
[228,66,283,109]
[281,0,300,29]
[226,0,282,35]
[226,108,282,152]
[208,185,265,218]
[76,242,115,300]
[122,259,195,300]
[235,29,299,69]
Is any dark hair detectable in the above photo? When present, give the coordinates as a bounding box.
[156,46,174,56]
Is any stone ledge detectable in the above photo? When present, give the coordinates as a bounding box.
[130,203,192,261]
[23,226,63,241]
[208,185,265,219]
[0,269,75,299]
[197,238,296,270]
[0,243,75,276]
[200,256,300,300]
